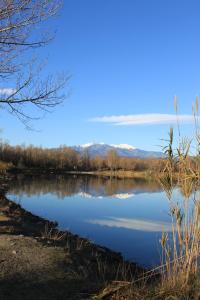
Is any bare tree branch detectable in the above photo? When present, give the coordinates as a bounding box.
[0,0,67,127]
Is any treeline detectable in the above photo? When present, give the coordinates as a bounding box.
[0,143,166,172]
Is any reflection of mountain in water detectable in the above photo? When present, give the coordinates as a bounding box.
[78,192,135,199]
[8,175,162,199]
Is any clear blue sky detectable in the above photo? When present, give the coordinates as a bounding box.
[1,0,200,151]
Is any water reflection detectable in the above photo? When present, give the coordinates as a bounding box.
[9,174,162,198]
[8,174,169,267]
[87,217,172,232]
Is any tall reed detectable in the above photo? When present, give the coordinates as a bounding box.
[158,97,200,297]
[96,99,200,300]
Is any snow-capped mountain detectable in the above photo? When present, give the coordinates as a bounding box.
[72,143,163,158]
[111,144,136,150]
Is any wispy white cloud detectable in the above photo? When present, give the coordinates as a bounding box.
[0,88,16,96]
[90,114,195,126]
[87,217,172,232]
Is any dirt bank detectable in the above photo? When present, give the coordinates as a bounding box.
[0,190,144,300]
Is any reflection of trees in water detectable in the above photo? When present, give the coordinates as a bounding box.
[9,175,162,199]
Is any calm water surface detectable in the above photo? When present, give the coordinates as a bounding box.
[7,175,181,267]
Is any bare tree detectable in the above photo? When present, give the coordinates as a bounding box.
[107,149,118,171]
[0,0,68,127]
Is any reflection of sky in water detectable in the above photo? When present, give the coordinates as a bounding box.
[7,175,184,268]
[87,217,172,232]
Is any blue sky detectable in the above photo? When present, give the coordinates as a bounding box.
[1,0,200,151]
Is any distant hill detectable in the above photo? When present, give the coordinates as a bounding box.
[72,143,163,158]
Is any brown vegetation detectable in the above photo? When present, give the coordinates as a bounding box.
[96,99,200,299]
[0,142,166,174]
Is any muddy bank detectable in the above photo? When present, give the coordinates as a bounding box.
[0,190,144,300]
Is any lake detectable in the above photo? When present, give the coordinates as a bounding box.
[7,174,179,268]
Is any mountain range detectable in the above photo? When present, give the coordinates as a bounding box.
[72,143,163,158]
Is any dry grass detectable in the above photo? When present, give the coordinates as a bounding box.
[0,161,12,174]
[41,221,67,241]
[93,170,150,178]
[95,98,200,300]
[155,97,200,298]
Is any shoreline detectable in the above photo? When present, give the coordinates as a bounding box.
[66,170,152,178]
[0,187,145,299]
[8,168,154,179]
